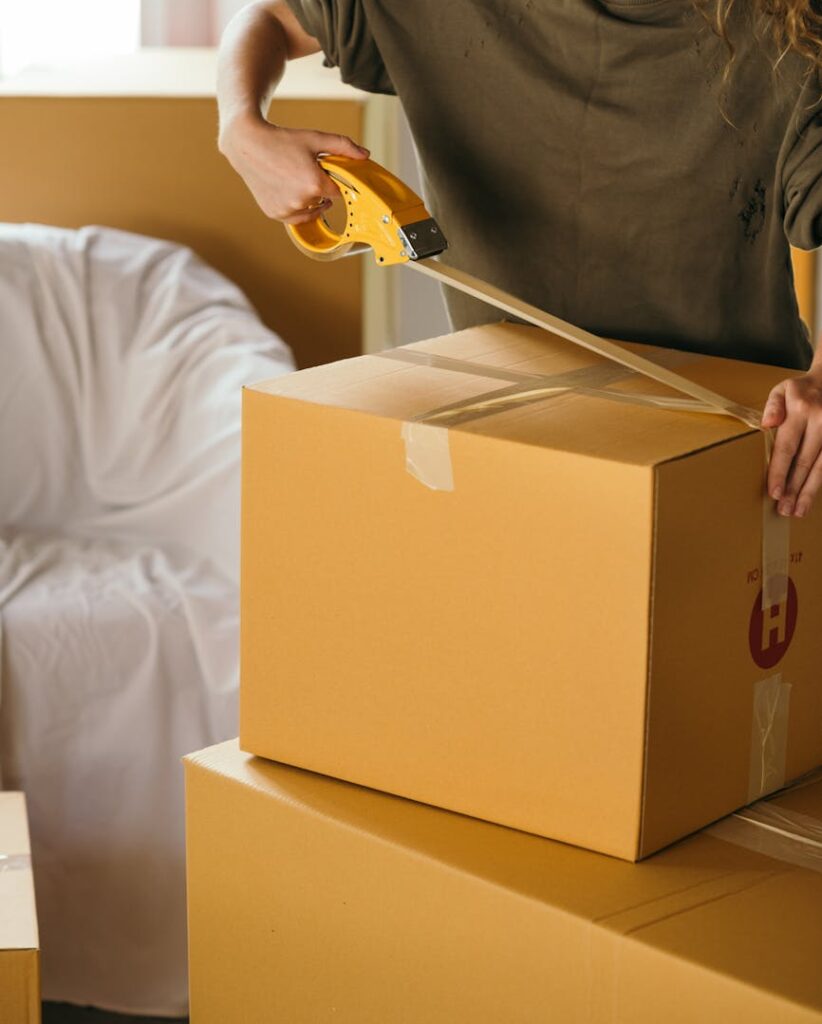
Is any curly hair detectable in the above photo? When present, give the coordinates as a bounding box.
[698,0,822,70]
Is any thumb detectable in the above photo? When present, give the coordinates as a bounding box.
[313,132,370,160]
[761,382,787,428]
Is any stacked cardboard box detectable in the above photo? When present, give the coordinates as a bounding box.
[186,740,822,1023]
[187,322,822,1019]
[0,793,40,1024]
[239,322,822,858]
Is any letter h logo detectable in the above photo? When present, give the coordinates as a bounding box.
[749,579,798,671]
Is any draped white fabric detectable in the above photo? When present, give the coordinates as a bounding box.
[0,223,294,1014]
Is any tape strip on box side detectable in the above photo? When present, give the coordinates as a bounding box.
[761,432,791,609]
[401,421,454,492]
[748,674,792,803]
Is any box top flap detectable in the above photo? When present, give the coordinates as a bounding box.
[188,742,822,1014]
[248,323,790,466]
[0,793,38,952]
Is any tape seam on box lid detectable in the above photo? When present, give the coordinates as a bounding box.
[391,354,641,492]
[382,348,719,493]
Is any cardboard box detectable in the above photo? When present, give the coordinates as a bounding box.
[240,322,822,859]
[186,739,822,1024]
[0,793,40,1024]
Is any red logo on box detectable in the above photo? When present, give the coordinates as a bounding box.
[749,578,798,669]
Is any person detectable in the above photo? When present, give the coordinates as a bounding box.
[217,0,822,517]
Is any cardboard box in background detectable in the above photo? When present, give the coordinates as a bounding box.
[0,49,397,369]
[0,793,40,1024]
[240,322,822,860]
[186,740,822,1024]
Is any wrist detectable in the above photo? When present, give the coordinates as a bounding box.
[218,106,269,156]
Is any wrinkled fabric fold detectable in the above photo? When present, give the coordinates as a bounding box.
[0,224,295,1014]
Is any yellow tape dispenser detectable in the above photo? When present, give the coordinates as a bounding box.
[285,154,761,429]
[286,155,447,265]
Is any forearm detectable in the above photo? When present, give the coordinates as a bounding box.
[215,1,365,225]
[217,3,293,142]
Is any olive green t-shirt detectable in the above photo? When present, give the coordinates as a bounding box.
[286,0,822,369]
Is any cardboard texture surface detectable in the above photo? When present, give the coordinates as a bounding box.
[240,322,822,859]
[185,740,822,1024]
[0,793,40,1024]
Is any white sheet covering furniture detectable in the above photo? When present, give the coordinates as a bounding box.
[0,224,294,1015]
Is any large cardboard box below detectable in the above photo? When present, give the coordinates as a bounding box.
[186,740,822,1024]
[240,322,822,860]
[0,793,40,1024]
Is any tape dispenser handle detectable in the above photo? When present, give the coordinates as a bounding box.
[286,155,440,266]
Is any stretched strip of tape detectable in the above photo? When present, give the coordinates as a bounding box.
[415,259,765,429]
[384,353,643,491]
[411,378,730,430]
[379,345,641,388]
[708,800,822,873]
[381,349,705,489]
[0,853,31,872]
[748,674,792,802]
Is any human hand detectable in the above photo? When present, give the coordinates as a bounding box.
[219,114,369,224]
[762,369,822,517]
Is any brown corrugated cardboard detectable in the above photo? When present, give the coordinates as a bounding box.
[185,740,822,1024]
[0,793,40,1024]
[240,321,822,859]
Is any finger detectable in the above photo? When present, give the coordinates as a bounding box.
[781,427,822,515]
[768,421,805,507]
[761,382,787,429]
[290,160,342,204]
[311,132,370,160]
[282,201,332,225]
[795,454,822,517]
[284,188,334,215]
[258,197,326,220]
[316,172,343,201]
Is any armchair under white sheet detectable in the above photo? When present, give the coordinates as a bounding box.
[0,224,294,1015]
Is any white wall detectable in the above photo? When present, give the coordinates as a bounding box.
[140,0,216,46]
[215,0,247,28]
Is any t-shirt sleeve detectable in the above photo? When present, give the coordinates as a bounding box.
[285,0,395,95]
[782,71,822,251]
